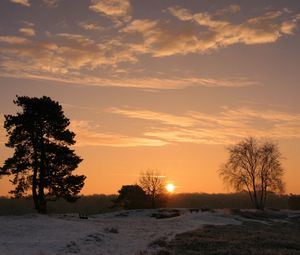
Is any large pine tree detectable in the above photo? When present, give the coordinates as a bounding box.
[1,96,86,213]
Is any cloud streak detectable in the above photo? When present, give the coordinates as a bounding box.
[0,68,257,90]
[42,0,59,8]
[109,107,300,145]
[19,27,36,37]
[70,120,167,147]
[10,0,30,7]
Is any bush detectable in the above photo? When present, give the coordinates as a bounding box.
[113,185,151,209]
[288,195,300,210]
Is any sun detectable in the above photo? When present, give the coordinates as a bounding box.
[166,183,175,193]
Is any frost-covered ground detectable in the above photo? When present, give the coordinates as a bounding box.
[0,209,239,255]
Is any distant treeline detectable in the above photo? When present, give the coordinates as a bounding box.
[0,195,116,215]
[166,192,289,210]
[0,192,297,215]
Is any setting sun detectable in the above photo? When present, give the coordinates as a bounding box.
[166,183,175,193]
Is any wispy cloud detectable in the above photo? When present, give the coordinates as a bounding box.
[0,35,136,74]
[56,33,95,46]
[168,7,300,49]
[214,4,241,16]
[70,120,167,147]
[0,68,257,90]
[0,3,299,88]
[0,35,29,44]
[109,107,300,145]
[0,31,258,89]
[10,0,30,7]
[121,7,300,57]
[20,21,35,27]
[19,27,36,37]
[89,0,131,25]
[108,107,198,127]
[42,0,59,8]
[78,22,106,32]
[1,107,299,148]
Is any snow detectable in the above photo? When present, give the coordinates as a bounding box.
[0,209,240,255]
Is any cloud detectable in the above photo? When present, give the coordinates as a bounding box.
[19,27,36,37]
[89,0,131,24]
[20,21,35,27]
[70,120,167,147]
[122,19,201,57]
[42,0,59,8]
[168,7,300,47]
[78,22,106,32]
[0,32,257,89]
[56,33,95,46]
[108,107,198,127]
[1,5,298,87]
[10,0,30,7]
[0,34,136,74]
[214,4,241,16]
[0,35,29,44]
[109,106,300,145]
[121,8,300,57]
[0,66,257,90]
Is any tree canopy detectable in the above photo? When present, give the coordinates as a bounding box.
[219,137,284,210]
[114,185,149,209]
[139,170,166,208]
[0,96,86,213]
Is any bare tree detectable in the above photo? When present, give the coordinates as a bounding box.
[219,137,284,210]
[139,170,166,208]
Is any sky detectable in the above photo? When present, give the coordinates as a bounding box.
[0,0,300,196]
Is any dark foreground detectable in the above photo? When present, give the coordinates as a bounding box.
[147,210,300,255]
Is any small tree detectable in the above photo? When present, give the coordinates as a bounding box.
[0,96,86,213]
[219,137,284,210]
[139,170,166,208]
[114,185,149,209]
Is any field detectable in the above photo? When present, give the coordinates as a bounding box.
[0,208,299,255]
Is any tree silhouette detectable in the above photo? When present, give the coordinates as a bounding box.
[219,137,284,210]
[288,195,300,210]
[114,185,149,209]
[139,170,166,208]
[0,96,86,213]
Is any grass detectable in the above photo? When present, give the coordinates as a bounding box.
[151,211,300,255]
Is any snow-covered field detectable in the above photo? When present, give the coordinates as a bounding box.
[0,209,239,255]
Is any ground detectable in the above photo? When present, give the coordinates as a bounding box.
[0,209,299,255]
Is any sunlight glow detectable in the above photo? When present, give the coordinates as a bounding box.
[166,183,175,193]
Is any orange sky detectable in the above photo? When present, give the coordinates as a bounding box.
[0,0,300,196]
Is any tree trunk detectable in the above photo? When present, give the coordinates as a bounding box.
[262,187,268,210]
[38,140,47,214]
[32,137,40,212]
[252,183,260,209]
[32,168,39,211]
[151,194,156,209]
[38,169,47,214]
[245,182,254,207]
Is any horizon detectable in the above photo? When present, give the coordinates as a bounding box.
[1,0,300,197]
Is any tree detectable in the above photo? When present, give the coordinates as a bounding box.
[139,170,166,208]
[113,185,149,209]
[219,137,284,210]
[0,96,86,213]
